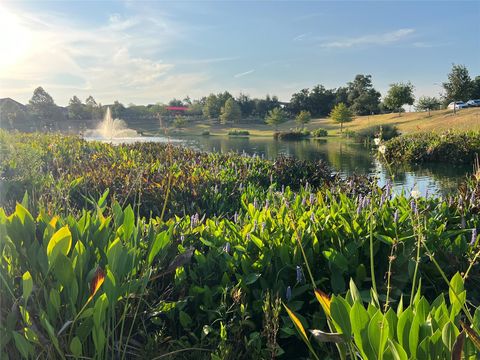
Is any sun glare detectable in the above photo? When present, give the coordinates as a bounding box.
[0,6,32,70]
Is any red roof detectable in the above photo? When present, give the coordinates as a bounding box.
[166,106,189,111]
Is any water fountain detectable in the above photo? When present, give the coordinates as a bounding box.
[85,107,139,140]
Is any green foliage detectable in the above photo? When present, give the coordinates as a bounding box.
[416,96,442,115]
[228,130,250,136]
[173,115,187,129]
[273,130,309,140]
[347,74,382,116]
[220,98,242,124]
[265,107,288,130]
[383,131,480,164]
[443,64,473,103]
[355,124,399,142]
[312,128,328,137]
[295,110,311,129]
[330,103,353,133]
[383,82,415,115]
[289,274,480,359]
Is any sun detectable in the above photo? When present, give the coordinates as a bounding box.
[0,5,33,70]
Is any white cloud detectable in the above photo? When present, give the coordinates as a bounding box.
[234,69,255,78]
[0,3,208,105]
[293,33,309,42]
[320,28,415,48]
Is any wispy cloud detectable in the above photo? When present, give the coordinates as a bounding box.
[179,57,239,65]
[0,3,208,104]
[293,33,309,42]
[320,28,415,48]
[234,69,255,78]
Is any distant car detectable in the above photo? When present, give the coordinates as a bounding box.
[447,101,468,110]
[466,99,480,107]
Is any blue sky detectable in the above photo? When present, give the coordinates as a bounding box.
[1,0,479,105]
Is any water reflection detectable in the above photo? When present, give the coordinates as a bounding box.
[178,136,470,196]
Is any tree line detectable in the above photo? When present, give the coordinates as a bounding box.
[1,64,478,131]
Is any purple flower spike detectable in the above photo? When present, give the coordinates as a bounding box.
[471,228,477,246]
[296,266,303,283]
[286,286,292,301]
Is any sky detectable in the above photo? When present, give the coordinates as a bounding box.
[1,0,479,106]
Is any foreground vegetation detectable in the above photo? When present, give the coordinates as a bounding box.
[382,131,480,165]
[1,131,480,359]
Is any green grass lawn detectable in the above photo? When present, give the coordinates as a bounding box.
[140,107,480,137]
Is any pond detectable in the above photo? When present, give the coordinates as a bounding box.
[89,135,472,197]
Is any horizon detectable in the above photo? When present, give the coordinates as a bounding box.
[1,0,479,106]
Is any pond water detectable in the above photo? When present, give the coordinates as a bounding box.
[88,135,472,197]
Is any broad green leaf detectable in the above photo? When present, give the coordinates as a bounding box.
[368,310,389,358]
[397,307,413,356]
[70,336,82,358]
[179,311,192,328]
[350,301,373,359]
[449,272,466,318]
[148,231,171,265]
[22,271,33,300]
[388,339,409,360]
[244,273,261,285]
[93,294,108,329]
[331,296,352,339]
[46,226,72,266]
[52,253,74,287]
[442,321,459,352]
[12,332,32,359]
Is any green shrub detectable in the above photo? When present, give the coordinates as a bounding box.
[312,128,328,137]
[383,131,480,164]
[273,130,309,140]
[201,130,210,136]
[228,130,250,136]
[355,124,400,141]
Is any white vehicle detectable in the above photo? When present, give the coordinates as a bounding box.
[447,101,468,110]
[466,99,480,107]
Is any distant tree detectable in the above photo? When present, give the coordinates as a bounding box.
[220,98,242,124]
[295,110,311,129]
[415,96,441,116]
[68,95,89,120]
[85,95,103,119]
[203,94,221,120]
[470,75,480,99]
[173,115,187,129]
[110,100,125,119]
[28,87,63,128]
[334,86,349,106]
[183,96,192,105]
[347,75,381,115]
[254,94,280,119]
[289,88,310,115]
[442,64,472,103]
[168,98,184,107]
[329,103,353,133]
[383,82,415,116]
[85,95,97,107]
[236,93,255,118]
[265,107,287,131]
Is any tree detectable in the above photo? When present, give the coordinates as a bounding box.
[265,107,287,131]
[347,75,381,115]
[383,82,415,116]
[329,103,353,133]
[173,115,187,129]
[236,93,255,118]
[220,98,242,124]
[442,64,472,103]
[110,100,125,119]
[168,98,184,107]
[203,94,221,120]
[471,76,480,99]
[295,110,311,129]
[415,96,441,116]
[28,86,63,128]
[68,95,89,120]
